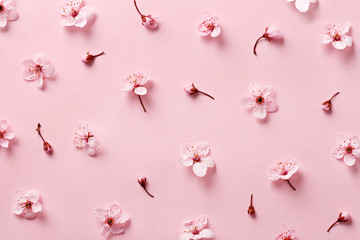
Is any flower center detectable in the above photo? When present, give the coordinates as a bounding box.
[193,154,201,163]
[256,96,264,103]
[0,5,4,12]
[334,34,341,41]
[35,65,42,72]
[24,201,33,209]
[191,227,200,235]
[0,131,4,138]
[71,9,78,17]
[106,218,114,226]
[346,146,353,153]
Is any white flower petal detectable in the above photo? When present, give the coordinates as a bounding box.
[344,154,356,166]
[199,229,214,238]
[134,87,147,95]
[295,0,310,12]
[193,162,208,177]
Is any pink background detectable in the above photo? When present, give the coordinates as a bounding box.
[0,0,359,239]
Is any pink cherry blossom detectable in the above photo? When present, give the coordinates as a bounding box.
[180,142,215,177]
[253,26,282,55]
[23,53,55,89]
[73,122,100,156]
[198,13,221,38]
[287,0,317,12]
[0,120,15,148]
[274,226,296,240]
[269,157,299,191]
[12,190,42,219]
[0,0,18,27]
[241,82,278,119]
[133,0,158,29]
[93,202,130,238]
[327,211,351,232]
[180,215,214,240]
[332,134,360,166]
[184,83,214,100]
[320,22,352,50]
[82,51,104,64]
[137,174,154,198]
[321,92,339,112]
[121,72,149,112]
[59,0,95,28]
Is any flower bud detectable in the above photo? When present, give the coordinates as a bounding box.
[82,52,94,64]
[137,175,147,187]
[248,205,255,216]
[321,100,331,111]
[184,83,198,95]
[43,142,52,153]
[142,15,158,29]
[338,212,351,222]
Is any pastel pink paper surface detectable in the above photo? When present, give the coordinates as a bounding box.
[0,0,359,239]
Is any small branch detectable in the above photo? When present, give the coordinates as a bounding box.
[198,91,215,100]
[138,95,147,112]
[93,52,105,57]
[143,186,154,198]
[253,35,265,55]
[330,92,340,101]
[36,123,45,142]
[327,220,338,232]
[286,180,296,191]
[133,0,144,16]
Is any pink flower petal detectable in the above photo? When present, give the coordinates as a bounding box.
[336,134,349,146]
[6,9,18,21]
[108,202,120,213]
[332,147,345,159]
[338,22,351,34]
[62,16,76,26]
[195,215,208,230]
[74,16,87,28]
[181,156,193,167]
[32,202,42,213]
[240,97,254,108]
[344,154,356,166]
[93,208,106,222]
[252,105,267,119]
[101,225,110,238]
[202,156,215,168]
[0,15,7,27]
[267,100,278,112]
[332,40,347,50]
[4,131,15,140]
[42,65,55,78]
[12,203,23,215]
[27,190,40,202]
[78,6,95,20]
[249,82,263,96]
[195,142,210,156]
[210,26,221,37]
[0,139,9,148]
[180,233,193,240]
[134,86,147,95]
[110,223,125,234]
[14,190,25,202]
[117,212,130,224]
[320,34,332,44]
[342,36,353,47]
[193,162,208,177]
[199,229,214,238]
[0,120,8,130]
[295,0,310,12]
[34,75,44,88]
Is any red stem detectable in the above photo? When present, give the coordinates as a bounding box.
[93,52,105,58]
[327,220,338,232]
[133,0,144,17]
[330,92,340,101]
[36,123,46,143]
[286,180,296,191]
[253,35,266,55]
[250,194,253,205]
[143,186,154,198]
[138,95,147,112]
[198,91,215,100]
